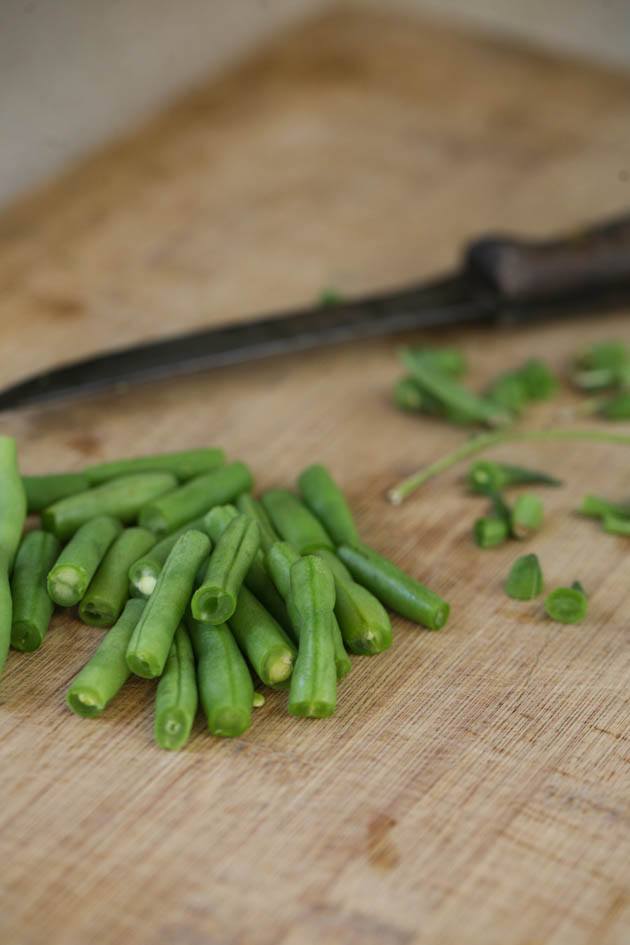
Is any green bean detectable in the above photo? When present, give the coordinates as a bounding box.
[298,464,360,547]
[252,692,265,708]
[188,616,253,737]
[400,348,511,428]
[597,392,630,420]
[228,586,296,685]
[287,556,337,718]
[202,504,290,632]
[154,624,198,750]
[473,516,509,548]
[315,548,391,655]
[10,530,60,652]
[85,447,225,485]
[47,516,122,607]
[602,513,630,536]
[486,359,556,413]
[192,515,259,624]
[235,493,279,553]
[42,472,177,540]
[266,541,299,601]
[127,516,207,599]
[511,494,543,540]
[67,599,144,717]
[337,542,450,630]
[23,472,90,513]
[519,359,557,401]
[79,527,156,627]
[402,346,467,377]
[579,495,630,519]
[505,554,543,600]
[138,462,252,536]
[544,582,588,624]
[0,437,26,678]
[467,460,561,493]
[394,377,425,412]
[261,489,334,554]
[126,529,210,678]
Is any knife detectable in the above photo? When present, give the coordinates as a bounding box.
[2,212,630,411]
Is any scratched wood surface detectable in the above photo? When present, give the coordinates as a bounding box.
[1,9,629,945]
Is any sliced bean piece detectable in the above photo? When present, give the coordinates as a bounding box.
[316,548,391,655]
[298,464,359,547]
[67,599,144,717]
[261,489,333,554]
[188,616,253,737]
[128,516,207,599]
[11,530,60,651]
[23,472,90,513]
[236,492,279,553]
[288,556,337,718]
[85,447,225,485]
[154,624,198,750]
[47,516,122,607]
[79,527,156,627]
[192,515,259,624]
[228,586,296,686]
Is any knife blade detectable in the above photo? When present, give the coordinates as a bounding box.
[2,212,630,411]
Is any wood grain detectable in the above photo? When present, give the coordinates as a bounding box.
[1,9,630,945]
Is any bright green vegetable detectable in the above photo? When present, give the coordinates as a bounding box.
[486,359,556,414]
[400,348,511,428]
[126,529,210,678]
[66,599,144,717]
[337,542,450,630]
[127,516,207,599]
[602,513,630,536]
[403,346,467,378]
[85,447,225,485]
[235,493,279,553]
[315,548,391,655]
[154,624,198,750]
[597,391,630,420]
[511,494,544,540]
[252,692,265,708]
[138,462,252,536]
[42,472,177,540]
[261,489,334,554]
[393,377,425,412]
[473,516,509,548]
[202,504,290,632]
[579,495,630,519]
[264,539,356,674]
[0,437,27,677]
[23,472,90,513]
[228,586,296,686]
[572,341,630,390]
[319,288,344,306]
[10,530,60,652]
[518,359,557,401]
[192,515,260,624]
[188,616,253,737]
[467,460,561,494]
[298,464,360,547]
[47,516,122,606]
[79,527,156,627]
[505,554,543,600]
[288,556,337,718]
[544,582,588,624]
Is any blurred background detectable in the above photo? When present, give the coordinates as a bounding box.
[2,0,629,208]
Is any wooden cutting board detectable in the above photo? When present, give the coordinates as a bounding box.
[1,10,629,945]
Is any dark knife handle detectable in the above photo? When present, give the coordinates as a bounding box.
[465,212,630,304]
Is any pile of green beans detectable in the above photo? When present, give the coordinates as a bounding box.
[2,440,451,749]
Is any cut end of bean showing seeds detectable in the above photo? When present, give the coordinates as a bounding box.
[156,709,190,751]
[211,707,251,738]
[265,649,295,685]
[48,566,85,606]
[252,692,265,708]
[67,688,104,718]
[288,700,336,719]
[191,586,235,625]
[544,586,588,624]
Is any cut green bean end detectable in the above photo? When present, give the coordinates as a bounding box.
[263,648,295,685]
[66,688,105,718]
[288,700,336,719]
[129,566,158,599]
[473,517,508,549]
[155,709,192,750]
[47,566,87,607]
[544,588,588,624]
[505,554,543,601]
[191,586,236,625]
[126,651,160,679]
[78,597,118,629]
[11,621,44,653]
[252,692,266,708]
[210,707,251,738]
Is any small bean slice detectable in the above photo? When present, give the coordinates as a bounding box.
[47,516,123,607]
[261,489,334,554]
[154,624,198,750]
[11,530,60,652]
[128,516,207,599]
[79,527,156,627]
[288,556,337,718]
[298,464,359,547]
[192,515,260,624]
[67,599,145,717]
[85,447,225,485]
[228,586,296,686]
[236,493,279,553]
[126,529,210,678]
[316,548,391,656]
[188,616,253,737]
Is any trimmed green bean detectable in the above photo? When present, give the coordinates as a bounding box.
[252,692,265,708]
[337,542,450,630]
[67,599,144,717]
[85,447,225,485]
[10,530,60,652]
[154,624,198,750]
[0,437,27,674]
[602,513,630,536]
[47,516,122,607]
[266,541,299,602]
[298,464,360,547]
[79,527,156,627]
[467,460,561,493]
[511,494,544,540]
[192,515,260,624]
[139,462,252,536]
[235,493,279,553]
[315,548,391,655]
[188,616,253,737]
[544,582,588,624]
[128,516,207,599]
[126,529,210,678]
[473,516,509,548]
[23,472,90,513]
[598,392,630,420]
[261,489,334,554]
[202,504,290,632]
[228,585,296,686]
[505,554,543,600]
[402,346,468,377]
[288,556,337,718]
[42,472,177,540]
[579,495,630,519]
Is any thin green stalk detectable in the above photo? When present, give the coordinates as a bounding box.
[388,428,630,505]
